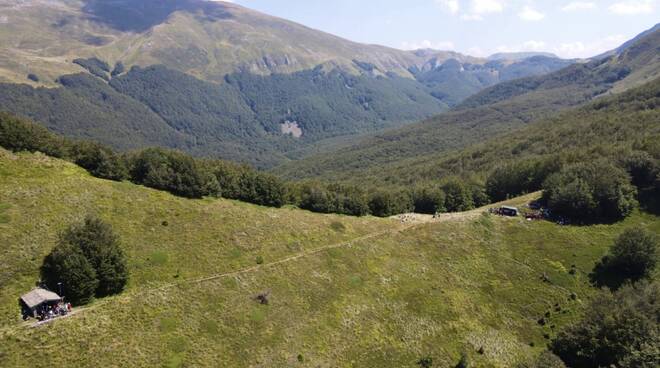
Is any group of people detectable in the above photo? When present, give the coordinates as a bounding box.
[36,302,72,321]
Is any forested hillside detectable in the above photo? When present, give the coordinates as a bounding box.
[274,27,660,182]
[275,75,660,197]
[0,64,450,167]
[0,0,578,168]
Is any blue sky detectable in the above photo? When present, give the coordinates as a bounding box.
[227,0,659,58]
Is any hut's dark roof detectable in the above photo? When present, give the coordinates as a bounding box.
[20,288,61,309]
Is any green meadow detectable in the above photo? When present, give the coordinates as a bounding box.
[1,149,658,367]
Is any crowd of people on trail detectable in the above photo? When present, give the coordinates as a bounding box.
[35,302,72,322]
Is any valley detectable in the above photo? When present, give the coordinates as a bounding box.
[0,1,659,367]
[0,0,574,167]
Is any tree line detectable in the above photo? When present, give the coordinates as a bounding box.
[0,112,484,217]
[1,112,658,222]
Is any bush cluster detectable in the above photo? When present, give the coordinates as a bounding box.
[591,227,658,289]
[40,217,128,305]
[542,161,638,223]
[486,158,561,202]
[550,281,660,368]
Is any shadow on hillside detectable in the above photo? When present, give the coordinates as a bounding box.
[81,0,233,32]
[640,189,660,216]
[589,261,629,291]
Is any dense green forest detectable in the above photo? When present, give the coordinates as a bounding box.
[2,73,659,221]
[275,78,660,216]
[0,63,450,168]
[274,28,660,181]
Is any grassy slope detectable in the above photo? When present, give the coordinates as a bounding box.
[1,150,658,367]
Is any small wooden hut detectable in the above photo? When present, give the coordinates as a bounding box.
[19,288,62,319]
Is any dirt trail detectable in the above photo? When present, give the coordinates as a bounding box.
[2,194,542,333]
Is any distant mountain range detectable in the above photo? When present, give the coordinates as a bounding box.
[0,1,656,170]
[274,24,660,183]
[487,52,560,61]
[0,0,569,84]
[0,0,577,167]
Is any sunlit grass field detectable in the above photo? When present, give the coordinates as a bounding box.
[1,149,658,367]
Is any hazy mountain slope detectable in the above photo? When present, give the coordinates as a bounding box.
[2,149,658,367]
[0,73,191,150]
[409,55,572,106]
[0,0,574,167]
[461,25,660,109]
[283,76,660,188]
[1,0,570,86]
[488,52,559,61]
[274,27,660,181]
[0,0,445,84]
[0,63,449,167]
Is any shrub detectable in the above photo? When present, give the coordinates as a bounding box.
[470,185,490,208]
[412,186,445,214]
[237,171,287,207]
[542,161,637,223]
[591,227,658,289]
[111,61,125,77]
[71,141,128,181]
[455,352,470,368]
[27,73,39,82]
[417,356,433,368]
[129,148,218,198]
[73,57,110,81]
[41,242,98,306]
[61,216,129,297]
[442,179,474,212]
[299,182,333,213]
[550,281,660,368]
[298,182,369,216]
[486,158,561,202]
[620,151,658,189]
[368,190,412,217]
[0,113,67,158]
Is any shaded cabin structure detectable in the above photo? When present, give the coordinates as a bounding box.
[500,206,519,217]
[19,288,62,319]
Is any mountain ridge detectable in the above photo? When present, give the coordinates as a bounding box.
[273,25,660,181]
[0,0,570,86]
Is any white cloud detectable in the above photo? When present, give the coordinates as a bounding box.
[493,40,546,53]
[470,0,505,14]
[518,5,545,21]
[466,46,488,57]
[458,0,504,20]
[609,0,655,14]
[436,0,460,14]
[461,13,484,20]
[561,2,597,11]
[402,40,455,50]
[522,40,546,50]
[553,34,627,58]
